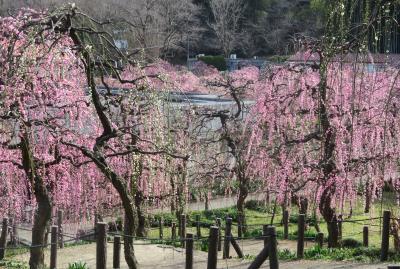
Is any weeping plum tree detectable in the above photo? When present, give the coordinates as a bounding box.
[250,60,400,247]
[247,0,400,248]
[193,66,261,227]
[0,9,109,269]
[0,6,192,268]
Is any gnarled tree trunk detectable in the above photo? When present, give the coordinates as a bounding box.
[135,191,147,237]
[319,187,339,248]
[237,174,248,233]
[21,136,53,269]
[29,187,52,269]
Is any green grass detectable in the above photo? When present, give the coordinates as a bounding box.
[146,192,399,252]
[5,192,400,265]
[0,260,29,269]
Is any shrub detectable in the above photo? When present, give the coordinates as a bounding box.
[244,200,264,211]
[150,212,176,227]
[198,56,227,71]
[278,248,296,260]
[68,261,89,269]
[341,238,362,248]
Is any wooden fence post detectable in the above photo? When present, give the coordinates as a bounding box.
[207,226,219,269]
[363,226,369,247]
[223,217,232,259]
[283,210,289,240]
[0,218,8,260]
[216,218,222,251]
[381,210,391,261]
[57,210,64,248]
[7,218,12,239]
[45,224,51,247]
[338,214,343,241]
[171,222,176,240]
[50,226,58,269]
[11,220,18,246]
[238,212,243,238]
[96,222,107,269]
[185,233,194,269]
[113,235,121,269]
[196,215,201,238]
[297,214,305,259]
[268,226,279,269]
[263,225,269,247]
[316,232,324,248]
[159,217,163,240]
[181,214,186,248]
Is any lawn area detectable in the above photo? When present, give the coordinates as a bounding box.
[145,191,399,250]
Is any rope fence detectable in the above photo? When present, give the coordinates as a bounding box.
[0,210,395,269]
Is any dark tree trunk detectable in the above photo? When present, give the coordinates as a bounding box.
[319,187,339,248]
[87,157,139,269]
[135,191,147,237]
[20,136,52,269]
[237,176,248,233]
[204,192,209,211]
[29,184,52,269]
[124,213,138,269]
[299,197,308,215]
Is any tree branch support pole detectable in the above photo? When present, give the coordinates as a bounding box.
[248,225,279,269]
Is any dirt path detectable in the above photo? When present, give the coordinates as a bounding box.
[13,239,391,269]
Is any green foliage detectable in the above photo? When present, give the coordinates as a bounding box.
[278,248,296,260]
[341,238,362,248]
[202,207,238,221]
[244,200,264,211]
[302,246,400,262]
[68,261,89,269]
[199,238,209,252]
[150,212,176,227]
[0,260,29,269]
[198,56,227,71]
[268,55,290,63]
